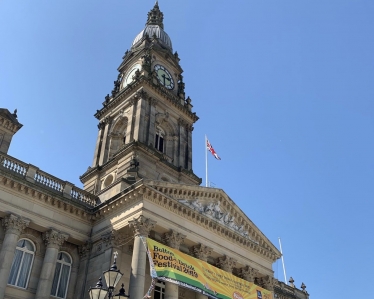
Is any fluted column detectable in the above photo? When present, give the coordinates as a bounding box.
[191,244,212,299]
[216,255,236,273]
[0,214,30,299]
[163,230,186,299]
[128,216,156,299]
[35,229,69,299]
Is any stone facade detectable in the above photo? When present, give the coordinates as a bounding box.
[0,3,309,299]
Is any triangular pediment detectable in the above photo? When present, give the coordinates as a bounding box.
[142,180,281,262]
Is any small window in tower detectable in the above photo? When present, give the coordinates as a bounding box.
[155,127,165,153]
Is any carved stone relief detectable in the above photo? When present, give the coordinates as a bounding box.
[178,199,257,243]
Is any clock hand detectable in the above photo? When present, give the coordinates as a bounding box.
[162,74,166,85]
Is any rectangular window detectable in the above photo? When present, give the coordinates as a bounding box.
[153,281,165,299]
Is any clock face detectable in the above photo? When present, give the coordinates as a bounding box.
[123,64,141,88]
[154,64,174,90]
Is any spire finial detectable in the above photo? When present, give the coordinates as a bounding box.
[146,1,164,29]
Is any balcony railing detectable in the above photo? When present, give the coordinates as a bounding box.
[0,153,98,207]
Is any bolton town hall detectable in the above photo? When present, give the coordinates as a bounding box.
[0,3,309,299]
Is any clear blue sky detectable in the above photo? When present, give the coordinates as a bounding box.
[1,1,374,298]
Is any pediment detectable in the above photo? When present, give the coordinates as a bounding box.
[143,180,281,261]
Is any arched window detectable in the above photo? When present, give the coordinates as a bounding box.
[51,252,72,299]
[155,127,165,153]
[8,239,35,288]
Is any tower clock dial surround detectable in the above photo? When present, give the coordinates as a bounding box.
[154,64,174,90]
[123,64,141,88]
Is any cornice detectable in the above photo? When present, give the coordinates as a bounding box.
[143,185,279,262]
[79,140,201,185]
[94,77,198,123]
[0,114,22,133]
[0,170,93,222]
[92,181,279,262]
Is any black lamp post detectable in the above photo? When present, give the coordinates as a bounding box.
[89,253,129,299]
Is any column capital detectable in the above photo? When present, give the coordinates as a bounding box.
[262,275,275,291]
[237,265,258,282]
[129,215,156,237]
[2,214,30,235]
[162,230,186,249]
[101,230,126,248]
[42,229,69,249]
[216,255,236,273]
[191,244,212,262]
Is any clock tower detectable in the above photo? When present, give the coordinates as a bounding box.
[80,2,201,198]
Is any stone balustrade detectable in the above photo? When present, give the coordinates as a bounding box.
[0,153,28,176]
[35,169,64,192]
[0,153,98,207]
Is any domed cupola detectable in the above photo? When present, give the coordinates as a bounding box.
[131,1,173,52]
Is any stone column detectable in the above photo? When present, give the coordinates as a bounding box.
[0,214,30,299]
[186,125,193,170]
[177,119,187,168]
[146,98,157,146]
[92,122,105,167]
[74,241,92,299]
[35,229,69,299]
[128,216,156,299]
[132,91,147,142]
[101,230,126,283]
[237,265,258,283]
[98,118,111,166]
[162,230,186,299]
[191,244,212,299]
[216,255,236,273]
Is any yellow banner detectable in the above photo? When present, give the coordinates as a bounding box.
[147,238,273,299]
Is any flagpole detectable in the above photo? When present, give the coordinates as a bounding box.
[278,237,288,285]
[205,135,208,187]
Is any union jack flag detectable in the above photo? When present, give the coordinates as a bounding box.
[207,139,221,160]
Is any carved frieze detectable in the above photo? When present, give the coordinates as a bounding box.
[129,215,156,237]
[178,199,256,243]
[43,229,69,248]
[162,230,186,249]
[2,214,30,235]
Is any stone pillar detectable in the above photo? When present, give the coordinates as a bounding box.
[128,216,156,299]
[191,244,212,299]
[146,98,157,146]
[177,119,187,168]
[101,230,126,283]
[98,118,111,166]
[186,126,193,170]
[0,214,30,299]
[74,241,92,299]
[163,230,186,299]
[216,255,236,273]
[92,122,105,167]
[128,98,139,142]
[132,91,147,142]
[237,265,258,283]
[35,229,69,299]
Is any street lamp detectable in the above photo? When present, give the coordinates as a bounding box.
[89,252,129,299]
